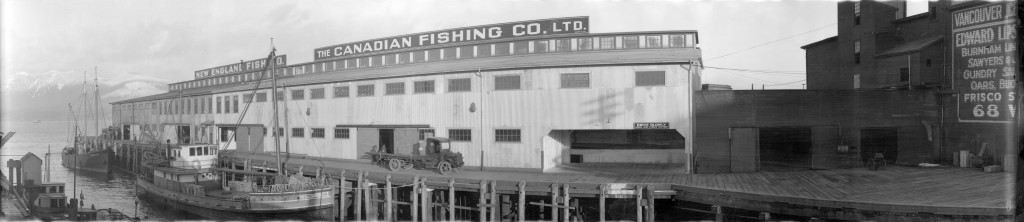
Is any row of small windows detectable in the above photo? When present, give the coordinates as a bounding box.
[169,34,695,91]
[146,71,666,114]
[264,127,520,142]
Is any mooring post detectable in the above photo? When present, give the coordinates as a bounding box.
[338,171,347,222]
[412,176,420,222]
[421,178,432,222]
[635,185,642,222]
[490,181,497,221]
[550,183,559,220]
[355,171,363,221]
[712,205,724,222]
[448,178,455,221]
[517,181,525,222]
[645,186,655,222]
[759,212,771,221]
[562,184,569,222]
[599,184,607,222]
[385,174,393,222]
[478,180,487,221]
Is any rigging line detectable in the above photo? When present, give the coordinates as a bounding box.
[703,66,805,74]
[706,23,836,61]
[221,50,277,153]
[764,79,807,86]
[717,69,783,84]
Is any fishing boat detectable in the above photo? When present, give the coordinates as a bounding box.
[134,48,333,214]
[61,69,113,175]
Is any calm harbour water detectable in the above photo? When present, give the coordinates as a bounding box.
[1,120,204,221]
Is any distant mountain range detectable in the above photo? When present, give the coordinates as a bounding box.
[2,71,172,122]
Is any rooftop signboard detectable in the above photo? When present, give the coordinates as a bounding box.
[194,55,288,79]
[952,1,1018,123]
[313,17,589,61]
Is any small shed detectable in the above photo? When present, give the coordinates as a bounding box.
[20,152,42,186]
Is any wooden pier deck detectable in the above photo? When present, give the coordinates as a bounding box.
[215,151,1011,220]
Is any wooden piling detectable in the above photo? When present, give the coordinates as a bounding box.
[412,176,420,222]
[712,205,724,222]
[550,183,558,220]
[645,186,655,222]
[517,181,525,222]
[478,180,487,221]
[599,184,607,222]
[490,181,497,221]
[562,184,569,222]
[385,174,393,221]
[421,178,432,222]
[339,171,347,222]
[355,171,363,221]
[448,178,455,221]
[759,212,771,221]
[636,185,643,222]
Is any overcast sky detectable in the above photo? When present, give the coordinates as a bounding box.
[1,0,931,95]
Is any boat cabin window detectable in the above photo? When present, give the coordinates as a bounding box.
[189,148,196,156]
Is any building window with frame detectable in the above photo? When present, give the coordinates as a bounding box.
[477,45,493,57]
[419,129,435,140]
[386,82,405,95]
[494,42,510,56]
[310,88,325,99]
[449,129,472,142]
[334,86,350,98]
[853,74,861,89]
[255,92,267,102]
[334,128,350,139]
[900,67,910,82]
[561,73,590,88]
[311,128,325,138]
[448,78,471,92]
[243,93,254,103]
[646,35,662,48]
[495,129,521,142]
[599,37,615,49]
[276,91,285,101]
[358,84,375,96]
[291,89,305,100]
[414,80,435,93]
[635,71,666,86]
[854,1,861,25]
[577,37,593,51]
[231,96,238,113]
[494,75,521,90]
[622,36,640,49]
[534,40,548,53]
[554,39,570,52]
[854,41,861,64]
[514,41,530,54]
[292,128,304,138]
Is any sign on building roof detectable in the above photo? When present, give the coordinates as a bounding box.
[952,1,1018,123]
[194,55,288,79]
[313,17,589,61]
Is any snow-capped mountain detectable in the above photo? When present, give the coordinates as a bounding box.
[2,71,172,122]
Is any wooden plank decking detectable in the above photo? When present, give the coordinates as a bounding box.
[223,152,1010,217]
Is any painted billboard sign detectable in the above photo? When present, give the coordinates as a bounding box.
[953,1,1018,123]
[194,55,288,79]
[313,17,589,60]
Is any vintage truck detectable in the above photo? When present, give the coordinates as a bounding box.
[365,137,465,175]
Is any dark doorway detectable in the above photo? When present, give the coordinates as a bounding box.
[758,127,812,171]
[122,125,131,140]
[177,126,191,144]
[860,128,898,163]
[379,129,395,154]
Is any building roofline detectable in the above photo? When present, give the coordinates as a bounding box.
[892,12,930,24]
[800,36,837,49]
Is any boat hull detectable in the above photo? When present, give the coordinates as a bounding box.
[61,150,112,174]
[135,178,333,214]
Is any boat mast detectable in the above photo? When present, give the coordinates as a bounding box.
[69,103,78,204]
[94,67,101,140]
[269,46,283,176]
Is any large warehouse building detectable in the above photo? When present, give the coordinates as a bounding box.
[110,17,703,173]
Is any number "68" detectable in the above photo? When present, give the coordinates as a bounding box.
[973,104,999,117]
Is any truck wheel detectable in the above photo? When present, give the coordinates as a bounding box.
[437,161,452,175]
[388,159,403,171]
